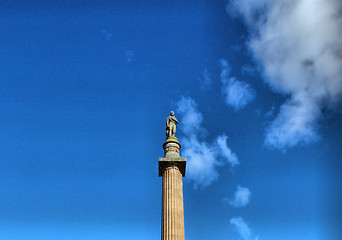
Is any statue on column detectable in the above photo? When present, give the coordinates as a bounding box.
[166,111,178,138]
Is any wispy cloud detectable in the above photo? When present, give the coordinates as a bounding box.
[176,96,204,136]
[200,68,212,90]
[228,185,251,208]
[230,217,259,240]
[265,94,320,149]
[241,65,257,76]
[227,0,342,150]
[101,29,112,40]
[216,135,239,167]
[176,96,239,188]
[264,104,275,119]
[220,59,256,111]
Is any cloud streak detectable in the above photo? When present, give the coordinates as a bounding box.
[200,68,212,90]
[220,59,256,111]
[228,0,342,150]
[176,96,238,188]
[230,217,259,240]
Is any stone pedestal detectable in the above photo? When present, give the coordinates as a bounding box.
[159,137,186,240]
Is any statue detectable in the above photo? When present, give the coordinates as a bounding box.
[166,111,178,138]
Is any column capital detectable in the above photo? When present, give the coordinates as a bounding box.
[159,157,186,177]
[159,136,186,177]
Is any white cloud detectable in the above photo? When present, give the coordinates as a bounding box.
[265,93,320,149]
[216,135,239,167]
[220,59,256,111]
[230,217,259,240]
[230,217,251,240]
[176,96,204,136]
[229,185,251,207]
[176,96,239,188]
[228,0,342,150]
[181,137,220,188]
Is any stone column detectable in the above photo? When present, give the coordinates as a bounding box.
[159,136,186,240]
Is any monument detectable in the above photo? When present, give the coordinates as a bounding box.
[159,111,186,240]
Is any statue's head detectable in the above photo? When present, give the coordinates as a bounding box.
[170,111,174,116]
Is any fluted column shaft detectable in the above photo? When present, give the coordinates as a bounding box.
[162,165,185,240]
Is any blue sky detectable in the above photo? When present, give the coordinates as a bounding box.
[1,0,342,239]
